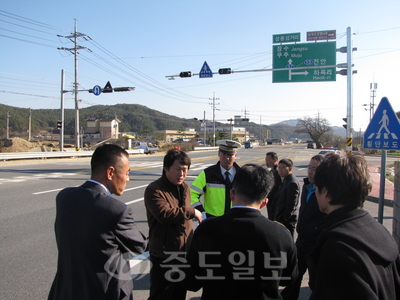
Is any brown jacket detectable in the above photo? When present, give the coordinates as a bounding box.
[144,175,195,258]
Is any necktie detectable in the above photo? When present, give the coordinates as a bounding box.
[225,171,231,186]
[224,171,232,213]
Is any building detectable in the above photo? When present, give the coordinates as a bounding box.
[153,128,197,143]
[85,117,120,139]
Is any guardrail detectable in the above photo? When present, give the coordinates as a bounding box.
[0,149,144,161]
[193,146,219,151]
[0,146,220,162]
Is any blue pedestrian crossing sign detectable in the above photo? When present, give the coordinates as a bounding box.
[199,61,213,78]
[364,97,399,150]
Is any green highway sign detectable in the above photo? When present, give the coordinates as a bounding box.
[273,32,301,44]
[272,41,336,83]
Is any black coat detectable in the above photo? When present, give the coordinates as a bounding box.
[273,173,300,225]
[296,178,327,252]
[48,181,147,300]
[185,207,298,300]
[311,207,400,300]
[266,165,281,220]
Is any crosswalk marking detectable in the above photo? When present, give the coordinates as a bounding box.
[368,132,398,140]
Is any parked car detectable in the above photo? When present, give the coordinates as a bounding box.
[318,149,339,156]
[307,142,316,149]
[244,142,253,149]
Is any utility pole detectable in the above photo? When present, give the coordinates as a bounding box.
[227,118,233,140]
[370,82,378,121]
[6,111,10,139]
[58,19,87,151]
[209,92,220,146]
[203,111,206,145]
[362,81,377,122]
[242,107,249,120]
[60,69,65,151]
[28,108,31,141]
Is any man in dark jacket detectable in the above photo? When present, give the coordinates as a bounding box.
[145,149,202,300]
[185,164,298,300]
[274,158,300,237]
[48,144,147,300]
[265,151,281,220]
[311,152,400,300]
[281,154,326,300]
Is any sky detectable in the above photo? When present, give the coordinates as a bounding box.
[1,0,399,131]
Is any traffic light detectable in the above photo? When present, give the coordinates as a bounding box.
[57,121,62,130]
[336,69,358,76]
[179,71,192,78]
[342,117,347,129]
[218,68,232,75]
[114,87,135,92]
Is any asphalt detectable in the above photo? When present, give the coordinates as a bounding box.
[129,163,395,300]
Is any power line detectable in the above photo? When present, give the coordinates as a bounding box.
[0,10,69,32]
[1,90,59,98]
[0,33,56,48]
[0,28,60,43]
[87,38,207,101]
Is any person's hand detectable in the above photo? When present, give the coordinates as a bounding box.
[194,209,203,223]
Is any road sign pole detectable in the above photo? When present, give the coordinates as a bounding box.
[346,27,353,152]
[378,150,387,224]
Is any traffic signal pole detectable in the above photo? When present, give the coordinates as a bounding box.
[346,27,353,153]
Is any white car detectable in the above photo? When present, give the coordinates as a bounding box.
[318,149,339,156]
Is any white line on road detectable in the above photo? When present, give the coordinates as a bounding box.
[124,184,148,192]
[126,198,144,205]
[33,188,63,195]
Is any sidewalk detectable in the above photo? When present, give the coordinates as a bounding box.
[368,163,395,201]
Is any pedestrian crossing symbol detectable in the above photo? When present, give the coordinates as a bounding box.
[199,61,213,78]
[363,97,399,150]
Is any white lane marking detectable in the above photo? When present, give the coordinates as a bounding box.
[126,198,144,205]
[33,188,63,195]
[124,184,148,192]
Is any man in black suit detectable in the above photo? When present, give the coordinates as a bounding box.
[185,164,298,300]
[48,144,147,300]
[265,151,281,220]
[274,158,300,237]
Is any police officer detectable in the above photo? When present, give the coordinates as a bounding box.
[190,140,241,218]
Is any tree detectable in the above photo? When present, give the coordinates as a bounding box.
[177,126,186,138]
[295,116,332,149]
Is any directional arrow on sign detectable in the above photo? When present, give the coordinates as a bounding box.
[289,70,309,80]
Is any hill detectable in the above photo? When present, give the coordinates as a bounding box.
[0,103,326,141]
[0,103,201,138]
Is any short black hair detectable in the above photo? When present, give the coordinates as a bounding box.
[266,152,278,161]
[163,149,191,175]
[91,144,129,174]
[279,158,293,168]
[311,154,324,162]
[314,152,372,209]
[232,164,274,204]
